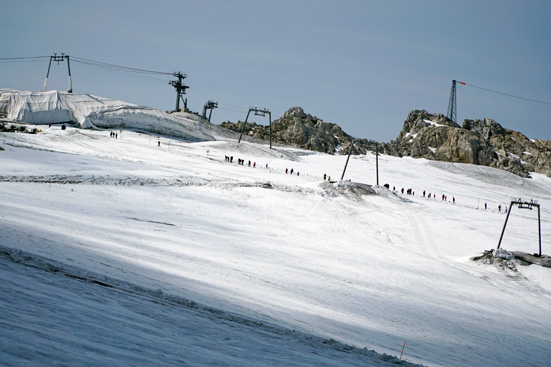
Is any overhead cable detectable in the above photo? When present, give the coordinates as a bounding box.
[462,82,550,106]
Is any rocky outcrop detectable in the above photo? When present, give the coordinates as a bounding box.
[220,106,378,155]
[392,110,551,177]
[219,107,551,178]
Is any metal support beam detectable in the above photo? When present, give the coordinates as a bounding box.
[497,204,513,250]
[341,141,355,180]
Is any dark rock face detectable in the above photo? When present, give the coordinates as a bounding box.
[220,106,378,155]
[219,107,551,178]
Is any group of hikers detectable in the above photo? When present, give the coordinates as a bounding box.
[383,183,511,213]
[220,153,511,213]
[224,155,262,168]
[224,155,307,175]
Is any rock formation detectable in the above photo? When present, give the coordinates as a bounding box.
[220,106,378,155]
[391,110,551,177]
[219,107,551,178]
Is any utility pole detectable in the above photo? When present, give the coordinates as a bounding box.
[169,72,189,112]
[202,100,218,121]
[376,144,379,186]
[341,140,355,180]
[238,107,272,148]
[44,53,72,93]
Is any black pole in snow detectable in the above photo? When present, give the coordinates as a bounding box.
[538,205,542,256]
[376,144,379,186]
[497,202,513,250]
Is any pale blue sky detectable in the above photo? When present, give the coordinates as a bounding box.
[2,0,550,141]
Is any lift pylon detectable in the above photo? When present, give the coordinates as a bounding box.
[447,80,465,124]
[497,199,542,256]
[169,72,189,112]
[202,100,218,121]
[44,53,72,93]
[238,107,272,149]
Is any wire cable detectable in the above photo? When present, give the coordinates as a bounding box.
[0,56,50,63]
[462,82,551,106]
[73,61,169,83]
[71,56,173,76]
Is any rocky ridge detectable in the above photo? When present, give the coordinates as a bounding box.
[220,106,378,155]
[390,110,551,177]
[219,107,551,178]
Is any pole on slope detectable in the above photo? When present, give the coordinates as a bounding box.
[341,140,355,180]
[497,201,513,250]
[44,57,53,90]
[538,205,542,256]
[238,109,252,143]
[66,55,73,93]
[400,340,407,360]
[376,144,379,186]
[268,111,272,149]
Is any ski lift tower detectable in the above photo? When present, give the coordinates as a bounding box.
[43,53,73,93]
[497,199,542,256]
[447,80,465,124]
[169,72,189,112]
[202,100,218,121]
[238,107,272,149]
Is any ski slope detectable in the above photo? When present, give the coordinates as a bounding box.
[1,123,550,367]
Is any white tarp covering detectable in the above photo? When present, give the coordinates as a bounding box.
[0,89,214,141]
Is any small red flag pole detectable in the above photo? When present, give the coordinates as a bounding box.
[400,340,407,360]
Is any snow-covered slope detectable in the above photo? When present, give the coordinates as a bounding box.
[1,123,550,367]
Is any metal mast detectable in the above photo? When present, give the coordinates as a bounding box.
[169,72,189,111]
[447,80,457,123]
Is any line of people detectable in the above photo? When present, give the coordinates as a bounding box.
[224,155,259,168]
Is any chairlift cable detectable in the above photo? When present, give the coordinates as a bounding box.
[461,82,551,106]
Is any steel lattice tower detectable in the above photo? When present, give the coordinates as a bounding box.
[447,80,457,123]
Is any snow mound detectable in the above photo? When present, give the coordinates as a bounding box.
[0,89,214,141]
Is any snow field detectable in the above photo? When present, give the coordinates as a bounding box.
[1,125,550,367]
